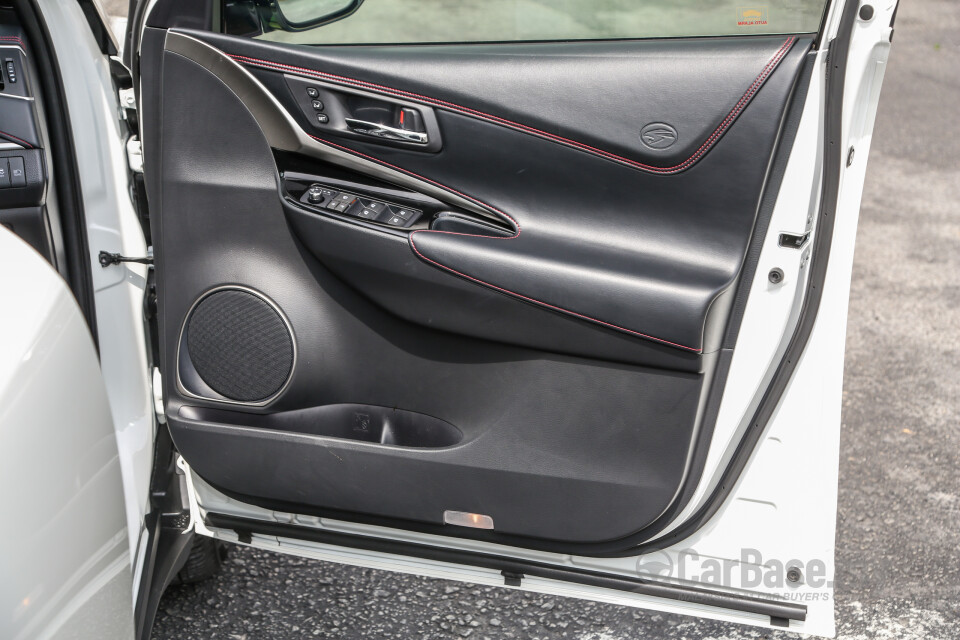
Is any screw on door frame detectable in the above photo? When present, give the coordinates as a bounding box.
[768,268,785,284]
[786,567,803,584]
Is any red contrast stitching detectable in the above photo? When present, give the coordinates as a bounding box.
[308,133,702,353]
[0,35,25,48]
[0,129,33,148]
[231,36,795,175]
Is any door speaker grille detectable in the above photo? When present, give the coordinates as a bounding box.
[185,288,294,402]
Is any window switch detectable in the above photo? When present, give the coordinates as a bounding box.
[386,215,405,226]
[388,206,421,225]
[9,157,25,187]
[358,200,386,213]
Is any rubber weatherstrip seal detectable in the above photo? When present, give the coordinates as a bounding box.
[632,0,861,554]
[206,512,807,626]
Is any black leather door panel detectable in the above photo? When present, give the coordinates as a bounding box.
[141,26,813,553]
[196,31,800,172]
[214,35,809,353]
[283,200,703,371]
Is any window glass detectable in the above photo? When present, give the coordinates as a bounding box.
[255,0,827,45]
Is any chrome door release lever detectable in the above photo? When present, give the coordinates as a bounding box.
[344,118,429,144]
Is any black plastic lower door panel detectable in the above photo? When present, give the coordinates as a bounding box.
[172,358,702,544]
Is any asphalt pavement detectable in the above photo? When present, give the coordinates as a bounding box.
[149,0,960,637]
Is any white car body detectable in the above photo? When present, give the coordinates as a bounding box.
[0,227,135,640]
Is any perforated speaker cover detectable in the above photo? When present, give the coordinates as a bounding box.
[186,289,294,402]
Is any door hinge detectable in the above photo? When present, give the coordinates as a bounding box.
[98,247,153,267]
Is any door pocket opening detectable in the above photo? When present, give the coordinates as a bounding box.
[178,404,463,448]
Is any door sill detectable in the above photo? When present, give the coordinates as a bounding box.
[203,511,806,628]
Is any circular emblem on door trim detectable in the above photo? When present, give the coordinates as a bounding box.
[639,122,678,150]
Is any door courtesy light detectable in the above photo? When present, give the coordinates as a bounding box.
[444,510,494,529]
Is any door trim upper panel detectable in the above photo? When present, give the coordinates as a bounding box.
[164,31,812,354]
[226,36,797,175]
[190,30,805,173]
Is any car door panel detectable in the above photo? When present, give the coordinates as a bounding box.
[150,40,708,547]
[141,25,817,553]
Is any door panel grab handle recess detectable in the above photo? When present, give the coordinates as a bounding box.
[344,118,429,144]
